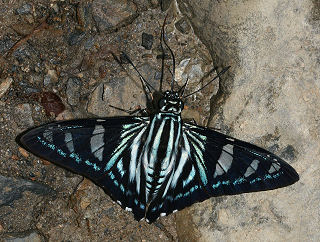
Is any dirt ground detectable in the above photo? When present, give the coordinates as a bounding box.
[0,0,217,240]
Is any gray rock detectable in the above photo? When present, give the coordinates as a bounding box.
[160,0,173,11]
[92,0,138,32]
[4,232,43,242]
[15,3,32,15]
[0,77,13,98]
[14,104,34,128]
[66,77,82,106]
[142,32,154,50]
[177,0,320,241]
[175,17,191,34]
[0,175,53,207]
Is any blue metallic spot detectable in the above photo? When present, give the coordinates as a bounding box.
[152,207,157,212]
[222,180,230,185]
[134,199,138,205]
[233,177,246,185]
[212,181,221,189]
[114,180,119,186]
[108,171,115,180]
[175,193,182,200]
[250,177,262,184]
[120,184,125,193]
[184,191,190,197]
[57,149,66,157]
[69,152,81,163]
[264,174,272,180]
[140,204,145,209]
[85,160,101,171]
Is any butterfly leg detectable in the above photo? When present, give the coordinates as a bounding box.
[109,104,148,116]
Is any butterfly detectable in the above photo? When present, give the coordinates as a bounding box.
[17,19,299,224]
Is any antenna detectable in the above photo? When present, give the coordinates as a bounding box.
[183,66,230,98]
[161,15,176,91]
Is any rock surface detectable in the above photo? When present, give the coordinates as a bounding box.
[176,0,320,241]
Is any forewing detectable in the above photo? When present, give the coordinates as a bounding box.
[18,116,149,221]
[184,123,299,196]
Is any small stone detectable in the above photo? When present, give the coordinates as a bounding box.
[14,103,34,127]
[66,77,82,106]
[0,77,13,98]
[281,145,297,161]
[18,147,29,158]
[141,33,154,50]
[4,232,43,242]
[55,110,74,121]
[15,3,32,15]
[175,17,191,34]
[0,175,53,207]
[160,0,173,11]
[92,0,138,32]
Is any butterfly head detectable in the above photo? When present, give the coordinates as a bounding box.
[158,91,184,114]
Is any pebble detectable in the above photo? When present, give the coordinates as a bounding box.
[0,77,13,98]
[92,0,138,32]
[141,33,154,50]
[175,17,191,34]
[66,77,82,106]
[18,147,29,158]
[0,175,53,207]
[14,103,34,127]
[4,232,43,242]
[160,0,173,11]
[15,3,32,15]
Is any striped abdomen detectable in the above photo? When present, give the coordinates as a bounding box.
[141,113,182,203]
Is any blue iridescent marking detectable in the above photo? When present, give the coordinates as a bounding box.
[222,180,230,185]
[264,174,272,179]
[212,181,221,189]
[140,204,145,209]
[233,177,246,185]
[114,180,119,186]
[120,184,125,193]
[117,159,125,177]
[134,199,138,205]
[108,171,115,180]
[57,149,66,157]
[85,160,101,171]
[250,177,262,184]
[175,193,182,200]
[69,152,81,163]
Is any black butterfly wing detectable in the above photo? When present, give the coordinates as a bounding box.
[184,123,299,196]
[18,116,150,221]
[145,123,299,222]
